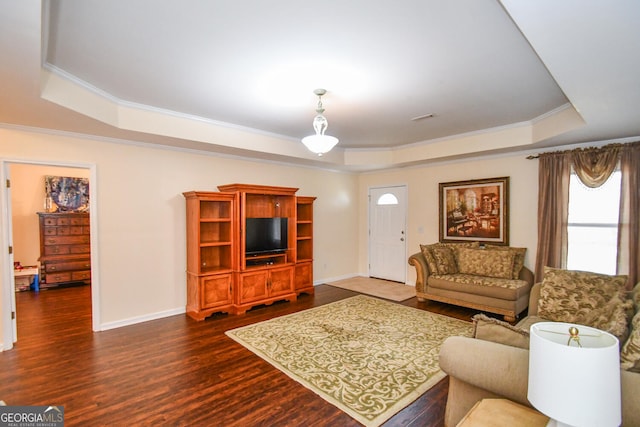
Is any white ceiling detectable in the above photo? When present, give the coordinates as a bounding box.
[1,0,639,170]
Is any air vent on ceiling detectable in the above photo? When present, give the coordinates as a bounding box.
[411,113,435,121]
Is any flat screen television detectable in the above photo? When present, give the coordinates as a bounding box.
[245,217,288,256]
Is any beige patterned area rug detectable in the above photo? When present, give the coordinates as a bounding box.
[225,295,473,427]
[327,276,416,302]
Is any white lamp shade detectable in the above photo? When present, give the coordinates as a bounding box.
[301,134,339,155]
[528,322,621,427]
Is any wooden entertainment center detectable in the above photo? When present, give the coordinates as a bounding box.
[183,184,315,320]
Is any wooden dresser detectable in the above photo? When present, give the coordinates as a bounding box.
[38,212,91,289]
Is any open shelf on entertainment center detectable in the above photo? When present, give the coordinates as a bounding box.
[245,252,288,268]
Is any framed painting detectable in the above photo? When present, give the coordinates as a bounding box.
[45,176,90,212]
[439,176,509,245]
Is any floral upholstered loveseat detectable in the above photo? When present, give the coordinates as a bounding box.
[439,268,640,427]
[408,242,534,322]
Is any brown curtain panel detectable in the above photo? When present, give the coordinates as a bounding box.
[535,151,571,281]
[618,142,640,289]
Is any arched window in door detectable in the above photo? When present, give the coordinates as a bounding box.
[377,193,399,205]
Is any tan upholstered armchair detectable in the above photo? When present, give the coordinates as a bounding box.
[439,271,640,427]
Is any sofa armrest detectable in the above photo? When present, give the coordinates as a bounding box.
[527,283,541,316]
[408,251,430,294]
[439,336,530,406]
[519,266,535,286]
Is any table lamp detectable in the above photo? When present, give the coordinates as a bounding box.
[528,322,621,427]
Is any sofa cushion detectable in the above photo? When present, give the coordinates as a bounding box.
[456,247,515,279]
[589,294,634,343]
[537,267,631,341]
[429,274,530,301]
[472,313,530,349]
[419,244,439,274]
[631,283,640,309]
[621,310,640,372]
[431,245,458,274]
[486,245,527,279]
[420,242,479,275]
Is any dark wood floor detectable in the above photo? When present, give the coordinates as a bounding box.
[0,284,482,426]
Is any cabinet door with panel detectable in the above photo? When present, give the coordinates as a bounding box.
[294,262,313,292]
[186,273,233,320]
[237,270,270,305]
[268,265,295,297]
[200,274,233,309]
[236,265,295,314]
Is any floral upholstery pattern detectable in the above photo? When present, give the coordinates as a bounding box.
[632,283,640,308]
[420,244,439,274]
[430,246,458,274]
[537,267,632,340]
[621,311,640,372]
[430,273,528,290]
[456,247,515,279]
[419,242,478,275]
[486,245,527,279]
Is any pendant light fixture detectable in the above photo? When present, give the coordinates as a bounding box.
[301,88,339,156]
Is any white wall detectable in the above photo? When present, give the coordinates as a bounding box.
[357,155,539,285]
[0,127,359,340]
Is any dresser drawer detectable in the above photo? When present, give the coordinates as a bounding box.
[45,272,71,284]
[44,260,91,273]
[72,270,91,281]
[69,244,90,254]
[43,217,58,226]
[44,245,70,256]
[69,226,87,235]
[69,217,85,226]
[44,270,91,284]
[44,244,90,256]
[44,227,58,236]
[47,226,89,236]
[43,235,90,246]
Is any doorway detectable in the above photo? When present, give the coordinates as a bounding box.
[1,159,99,350]
[368,185,407,283]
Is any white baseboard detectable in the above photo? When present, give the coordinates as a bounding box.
[99,306,185,331]
[314,273,361,286]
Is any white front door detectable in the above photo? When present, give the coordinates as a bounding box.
[369,185,407,283]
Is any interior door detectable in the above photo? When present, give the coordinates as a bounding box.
[369,185,407,283]
[1,163,18,345]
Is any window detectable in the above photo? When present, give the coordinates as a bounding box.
[566,170,621,275]
[377,193,398,205]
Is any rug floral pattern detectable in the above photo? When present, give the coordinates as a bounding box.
[225,295,473,427]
